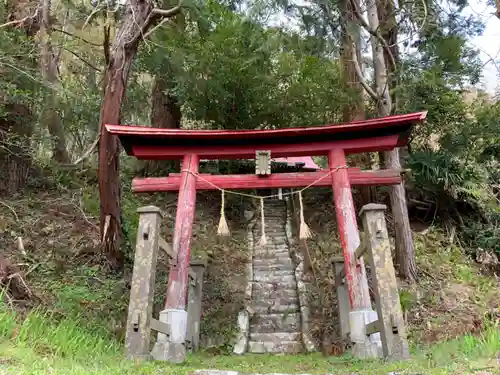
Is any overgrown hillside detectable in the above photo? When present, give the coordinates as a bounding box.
[0,175,498,350]
[0,176,498,374]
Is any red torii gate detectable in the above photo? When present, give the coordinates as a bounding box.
[107,111,426,360]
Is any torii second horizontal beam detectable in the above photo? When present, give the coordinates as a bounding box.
[132,169,403,193]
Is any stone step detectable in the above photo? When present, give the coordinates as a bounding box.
[251,301,299,314]
[253,250,291,258]
[252,279,296,289]
[253,270,295,278]
[254,245,289,251]
[253,222,285,226]
[253,240,287,246]
[253,259,294,267]
[253,233,287,240]
[252,263,294,271]
[253,227,286,232]
[248,340,303,354]
[253,274,295,283]
[253,256,292,262]
[250,312,300,332]
[253,254,293,262]
[254,243,289,248]
[252,287,298,300]
[251,302,300,314]
[253,269,295,275]
[252,264,295,272]
[251,281,296,292]
[249,331,301,342]
[254,241,289,248]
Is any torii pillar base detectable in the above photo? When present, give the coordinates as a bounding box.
[151,309,187,363]
[151,154,199,363]
[329,148,382,359]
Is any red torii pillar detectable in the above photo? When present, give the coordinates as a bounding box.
[151,154,199,362]
[329,148,380,357]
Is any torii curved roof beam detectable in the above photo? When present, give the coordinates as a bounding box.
[106,111,427,160]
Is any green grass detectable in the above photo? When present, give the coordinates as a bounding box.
[0,305,498,374]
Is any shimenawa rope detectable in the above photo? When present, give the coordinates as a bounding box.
[180,165,348,244]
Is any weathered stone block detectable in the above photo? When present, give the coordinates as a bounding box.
[249,332,301,342]
[252,287,298,301]
[253,270,295,278]
[252,298,299,310]
[248,340,303,354]
[253,259,293,267]
[253,303,299,315]
[253,274,296,283]
[253,264,294,272]
[250,312,300,333]
[233,310,250,355]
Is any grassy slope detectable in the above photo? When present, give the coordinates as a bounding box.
[0,307,498,375]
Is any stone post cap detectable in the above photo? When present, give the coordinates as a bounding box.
[137,205,163,216]
[359,203,387,217]
[190,259,207,268]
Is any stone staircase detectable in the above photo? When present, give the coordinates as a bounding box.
[248,199,303,354]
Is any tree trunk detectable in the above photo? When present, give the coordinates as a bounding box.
[339,0,376,207]
[376,0,399,109]
[40,0,70,164]
[143,74,182,176]
[0,103,34,196]
[98,0,158,268]
[151,75,181,129]
[98,0,181,267]
[340,0,364,122]
[366,0,417,283]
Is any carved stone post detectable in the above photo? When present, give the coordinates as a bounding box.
[186,260,206,351]
[360,203,410,360]
[334,260,350,341]
[124,206,161,360]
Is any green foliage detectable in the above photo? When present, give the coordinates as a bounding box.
[407,149,489,203]
[463,211,500,256]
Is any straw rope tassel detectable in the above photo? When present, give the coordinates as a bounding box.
[217,190,230,236]
[258,197,267,246]
[299,190,312,240]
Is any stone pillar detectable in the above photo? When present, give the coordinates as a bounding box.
[186,260,206,351]
[233,310,250,354]
[360,203,410,360]
[124,206,161,360]
[334,260,350,342]
[152,154,199,363]
[233,218,255,355]
[328,148,379,358]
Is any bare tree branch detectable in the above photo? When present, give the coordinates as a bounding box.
[62,47,102,72]
[51,27,103,47]
[151,4,183,18]
[129,0,184,45]
[73,133,100,165]
[142,15,174,39]
[351,42,379,101]
[0,8,40,29]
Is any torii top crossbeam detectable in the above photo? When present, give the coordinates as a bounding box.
[106,112,427,160]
